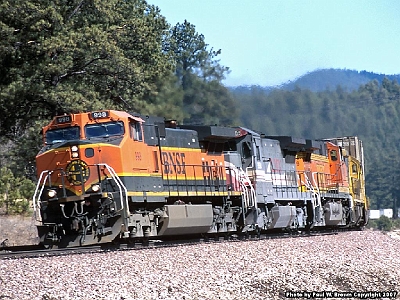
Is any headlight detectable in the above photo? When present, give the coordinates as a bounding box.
[48,189,57,198]
[71,145,79,158]
[91,184,101,192]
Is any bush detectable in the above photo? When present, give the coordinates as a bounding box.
[392,218,400,229]
[376,215,393,231]
[8,199,31,215]
[366,219,377,229]
[0,167,35,215]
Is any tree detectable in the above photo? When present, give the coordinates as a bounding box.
[141,72,186,122]
[6,122,43,177]
[169,20,227,85]
[169,20,238,125]
[0,0,173,138]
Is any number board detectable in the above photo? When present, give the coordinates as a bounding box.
[91,111,110,119]
[56,115,72,124]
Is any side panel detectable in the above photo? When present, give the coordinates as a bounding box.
[157,204,213,235]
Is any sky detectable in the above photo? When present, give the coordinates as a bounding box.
[149,0,400,87]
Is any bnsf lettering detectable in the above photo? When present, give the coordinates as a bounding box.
[162,152,186,174]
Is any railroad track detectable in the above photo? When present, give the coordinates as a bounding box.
[0,229,342,260]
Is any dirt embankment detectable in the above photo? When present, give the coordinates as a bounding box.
[0,214,39,246]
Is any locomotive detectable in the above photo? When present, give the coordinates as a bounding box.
[33,110,368,247]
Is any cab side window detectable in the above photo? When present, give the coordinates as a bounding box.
[330,150,338,161]
[130,121,143,141]
[242,142,252,159]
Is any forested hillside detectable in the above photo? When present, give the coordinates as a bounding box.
[231,78,400,210]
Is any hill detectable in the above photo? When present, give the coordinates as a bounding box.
[229,69,400,93]
[282,69,400,92]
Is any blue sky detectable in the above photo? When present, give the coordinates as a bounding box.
[149,0,400,87]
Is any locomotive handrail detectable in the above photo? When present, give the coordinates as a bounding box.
[162,163,228,196]
[32,170,52,221]
[311,172,321,195]
[226,166,239,191]
[96,163,128,213]
[32,164,128,224]
[309,172,323,220]
[240,168,257,210]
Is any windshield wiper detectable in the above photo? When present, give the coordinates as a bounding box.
[45,139,66,145]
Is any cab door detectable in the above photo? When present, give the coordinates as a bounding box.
[326,142,348,189]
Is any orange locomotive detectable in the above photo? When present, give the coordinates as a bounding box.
[33,110,244,247]
[294,138,367,227]
[33,110,368,247]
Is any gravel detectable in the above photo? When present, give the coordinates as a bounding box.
[1,230,399,300]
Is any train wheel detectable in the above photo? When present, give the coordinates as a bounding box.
[142,237,149,246]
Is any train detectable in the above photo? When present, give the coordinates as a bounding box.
[32,110,368,247]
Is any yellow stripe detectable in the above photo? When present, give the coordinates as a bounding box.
[119,172,161,177]
[127,191,241,197]
[118,173,227,181]
[160,147,202,152]
[39,143,120,156]
[80,143,120,149]
[118,173,209,180]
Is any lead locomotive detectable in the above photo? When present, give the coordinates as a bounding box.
[33,110,368,247]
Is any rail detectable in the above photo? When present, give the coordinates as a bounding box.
[1,229,342,260]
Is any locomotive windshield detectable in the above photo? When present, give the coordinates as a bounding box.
[85,121,125,138]
[45,127,80,144]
